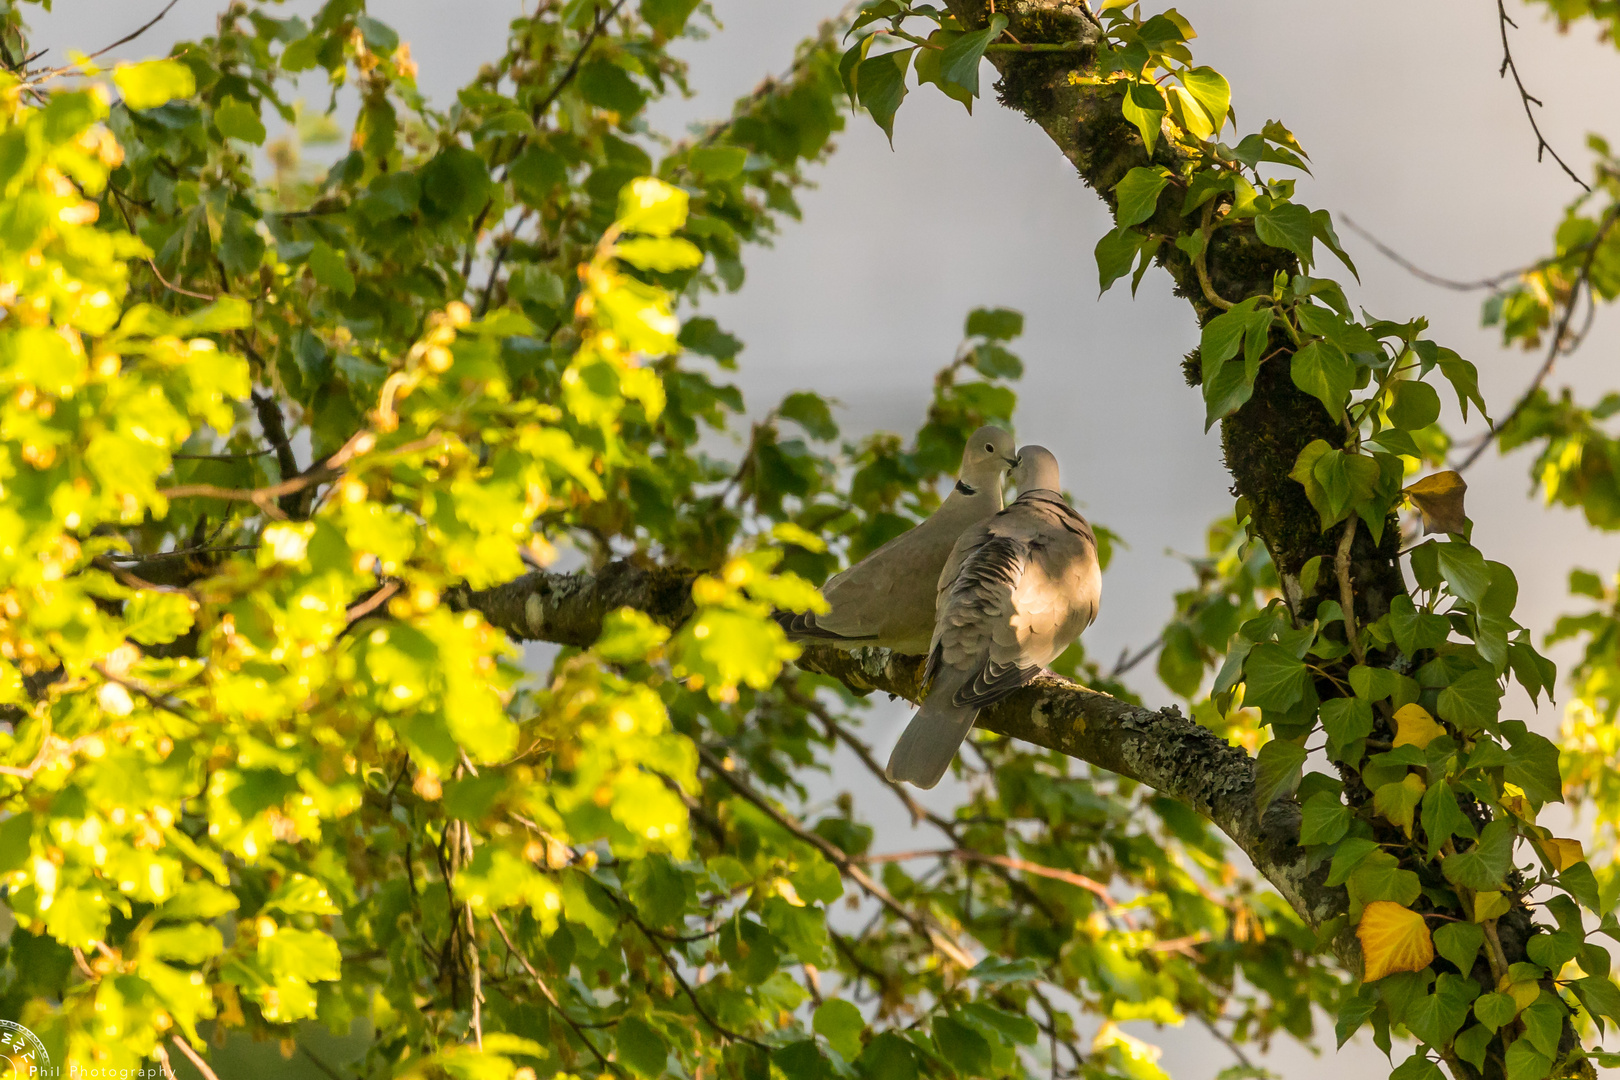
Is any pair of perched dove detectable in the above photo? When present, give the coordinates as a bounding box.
[777,426,1102,789]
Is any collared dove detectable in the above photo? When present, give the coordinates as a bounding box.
[886,445,1101,788]
[775,426,1019,655]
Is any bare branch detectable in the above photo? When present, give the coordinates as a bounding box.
[1496,0,1590,192]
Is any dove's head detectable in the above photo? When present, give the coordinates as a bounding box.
[1011,445,1061,494]
[959,426,1018,489]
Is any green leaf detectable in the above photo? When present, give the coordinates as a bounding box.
[1180,66,1231,133]
[1121,81,1167,155]
[856,49,913,146]
[617,1015,670,1077]
[1253,738,1308,813]
[1254,203,1316,264]
[1501,721,1564,806]
[1327,837,1380,886]
[114,59,196,110]
[640,0,703,37]
[308,242,355,298]
[1388,380,1441,430]
[814,999,866,1061]
[1404,974,1478,1050]
[215,97,266,144]
[965,307,1024,341]
[1374,775,1426,838]
[1420,781,1475,858]
[1435,543,1490,604]
[578,58,648,116]
[1336,987,1379,1048]
[939,14,1007,97]
[1433,922,1484,977]
[1291,339,1355,420]
[1388,595,1451,657]
[1300,791,1351,846]
[124,590,196,645]
[1573,974,1620,1031]
[1473,991,1518,1032]
[1441,819,1515,892]
[1348,851,1422,908]
[854,1033,918,1080]
[1114,166,1171,228]
[778,392,839,441]
[1243,642,1311,710]
[932,1015,992,1078]
[1435,670,1502,730]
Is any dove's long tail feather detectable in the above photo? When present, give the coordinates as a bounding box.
[886,668,979,789]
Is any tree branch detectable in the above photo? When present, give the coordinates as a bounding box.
[454,562,1357,970]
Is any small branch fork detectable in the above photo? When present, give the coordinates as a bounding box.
[1496,0,1590,193]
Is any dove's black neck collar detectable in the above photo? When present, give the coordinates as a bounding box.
[954,479,977,496]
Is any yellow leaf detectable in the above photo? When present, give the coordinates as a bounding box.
[1357,901,1434,982]
[1403,470,1467,535]
[1473,891,1511,922]
[1506,978,1540,1012]
[1536,837,1585,872]
[1392,703,1446,749]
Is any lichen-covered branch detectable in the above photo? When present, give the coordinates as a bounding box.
[459,563,1358,968]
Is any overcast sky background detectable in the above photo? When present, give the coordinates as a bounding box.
[26,1,1620,1076]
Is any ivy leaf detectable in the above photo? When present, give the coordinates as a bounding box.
[1420,781,1475,858]
[1374,774,1426,837]
[1501,721,1564,806]
[1114,166,1172,228]
[1387,595,1451,656]
[1358,901,1435,982]
[1404,974,1478,1050]
[1433,922,1484,978]
[1180,66,1231,133]
[1253,738,1308,814]
[1435,670,1502,730]
[1254,203,1316,264]
[939,14,1008,97]
[1243,642,1311,710]
[1573,975,1620,1032]
[965,307,1024,341]
[1349,851,1422,909]
[1388,380,1442,430]
[1392,704,1445,750]
[1405,472,1468,536]
[1441,819,1515,892]
[1473,991,1519,1032]
[1121,81,1168,155]
[856,49,913,146]
[1300,791,1351,846]
[1321,697,1375,760]
[1291,339,1356,420]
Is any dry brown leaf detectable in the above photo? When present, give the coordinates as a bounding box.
[1403,470,1468,535]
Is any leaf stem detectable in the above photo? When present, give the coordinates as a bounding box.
[1336,515,1365,666]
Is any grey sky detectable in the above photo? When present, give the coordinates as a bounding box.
[27,1,1620,1075]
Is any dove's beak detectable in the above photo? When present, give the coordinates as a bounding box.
[1005,455,1021,468]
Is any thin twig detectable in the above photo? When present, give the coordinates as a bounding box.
[153,1043,179,1080]
[614,896,769,1049]
[171,448,275,461]
[489,910,626,1077]
[299,1046,348,1080]
[1340,215,1529,292]
[86,0,182,61]
[1455,204,1620,471]
[1109,635,1162,679]
[1196,1014,1254,1069]
[1335,514,1364,666]
[346,581,401,624]
[1496,0,1590,192]
[170,1038,222,1080]
[530,0,629,121]
[859,848,1118,907]
[697,745,976,967]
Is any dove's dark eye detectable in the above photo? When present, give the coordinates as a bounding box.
[984,443,994,452]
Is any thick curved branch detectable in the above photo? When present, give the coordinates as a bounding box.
[454,562,1358,969]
